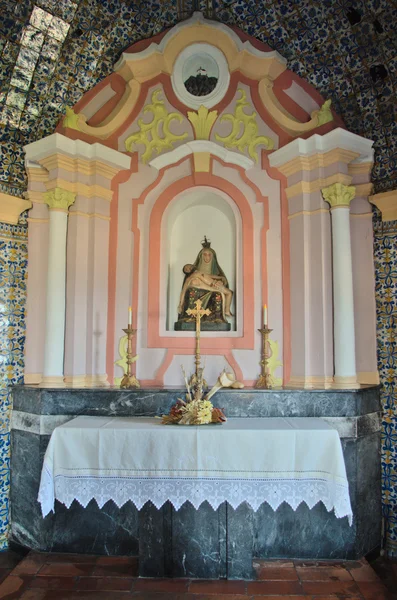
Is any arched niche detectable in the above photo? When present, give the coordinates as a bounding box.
[162,188,242,333]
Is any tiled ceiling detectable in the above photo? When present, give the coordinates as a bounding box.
[0,0,396,199]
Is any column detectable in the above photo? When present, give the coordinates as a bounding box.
[322,182,358,388]
[41,187,75,387]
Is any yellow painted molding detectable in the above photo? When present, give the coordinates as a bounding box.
[40,375,66,388]
[24,373,42,385]
[117,23,286,83]
[215,89,274,162]
[0,192,32,224]
[193,152,211,172]
[39,154,121,179]
[288,208,329,220]
[26,166,49,182]
[44,187,76,212]
[350,212,372,219]
[259,78,333,136]
[348,161,373,177]
[357,371,380,385]
[45,179,113,202]
[125,89,188,163]
[331,375,360,389]
[25,190,47,204]
[84,374,110,387]
[276,149,360,177]
[187,105,218,140]
[288,375,334,389]
[370,189,397,222]
[321,182,356,208]
[69,211,111,221]
[354,182,373,197]
[27,217,49,224]
[61,79,141,140]
[286,173,352,199]
[63,375,88,388]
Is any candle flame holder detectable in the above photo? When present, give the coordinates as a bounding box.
[255,326,273,389]
[120,326,140,389]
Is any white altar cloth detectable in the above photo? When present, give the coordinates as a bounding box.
[38,416,352,523]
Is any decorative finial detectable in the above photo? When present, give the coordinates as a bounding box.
[201,235,211,249]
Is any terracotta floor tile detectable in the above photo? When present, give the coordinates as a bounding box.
[250,596,308,600]
[91,563,137,577]
[37,563,94,577]
[19,591,48,600]
[12,554,48,576]
[0,568,12,584]
[29,575,77,589]
[302,579,361,596]
[247,579,303,595]
[356,580,392,600]
[96,556,137,566]
[348,563,381,582]
[130,594,192,600]
[0,550,27,569]
[0,574,31,598]
[296,566,353,581]
[255,567,299,580]
[188,579,246,594]
[190,596,249,600]
[76,575,133,591]
[43,553,98,564]
[133,578,189,593]
[254,559,295,569]
[40,593,134,600]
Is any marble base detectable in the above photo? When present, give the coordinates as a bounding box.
[10,385,382,579]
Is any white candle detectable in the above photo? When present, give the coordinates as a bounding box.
[128,306,132,325]
[263,304,267,326]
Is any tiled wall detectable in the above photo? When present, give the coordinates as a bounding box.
[0,220,27,550]
[374,217,397,557]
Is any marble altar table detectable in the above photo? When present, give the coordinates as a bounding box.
[10,386,381,579]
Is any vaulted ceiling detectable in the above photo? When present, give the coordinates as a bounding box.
[0,0,396,200]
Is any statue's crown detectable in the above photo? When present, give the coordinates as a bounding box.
[201,235,211,249]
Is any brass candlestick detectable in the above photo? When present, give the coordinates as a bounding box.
[120,326,140,389]
[255,326,273,389]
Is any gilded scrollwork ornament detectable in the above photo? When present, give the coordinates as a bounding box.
[125,89,188,163]
[215,89,274,162]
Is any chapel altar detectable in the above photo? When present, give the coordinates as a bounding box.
[10,13,382,579]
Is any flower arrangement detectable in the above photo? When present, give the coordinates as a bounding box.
[161,369,243,425]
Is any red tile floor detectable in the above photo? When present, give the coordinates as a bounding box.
[0,550,396,599]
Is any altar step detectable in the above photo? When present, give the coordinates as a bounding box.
[0,551,394,599]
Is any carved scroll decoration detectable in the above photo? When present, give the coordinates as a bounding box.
[125,90,188,163]
[215,89,274,162]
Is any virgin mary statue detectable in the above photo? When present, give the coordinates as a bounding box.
[174,237,233,331]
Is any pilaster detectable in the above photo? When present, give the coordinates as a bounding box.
[24,133,131,387]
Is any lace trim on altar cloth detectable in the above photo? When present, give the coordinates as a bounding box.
[38,463,353,525]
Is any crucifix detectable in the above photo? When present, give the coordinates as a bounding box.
[186,299,211,391]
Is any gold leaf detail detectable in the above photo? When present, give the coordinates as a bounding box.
[187,105,218,140]
[44,188,76,211]
[312,99,333,126]
[62,106,86,131]
[268,337,283,387]
[322,182,356,208]
[215,89,274,162]
[125,89,188,163]
[114,334,138,387]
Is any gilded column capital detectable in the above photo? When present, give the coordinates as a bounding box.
[44,187,76,212]
[321,182,356,209]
